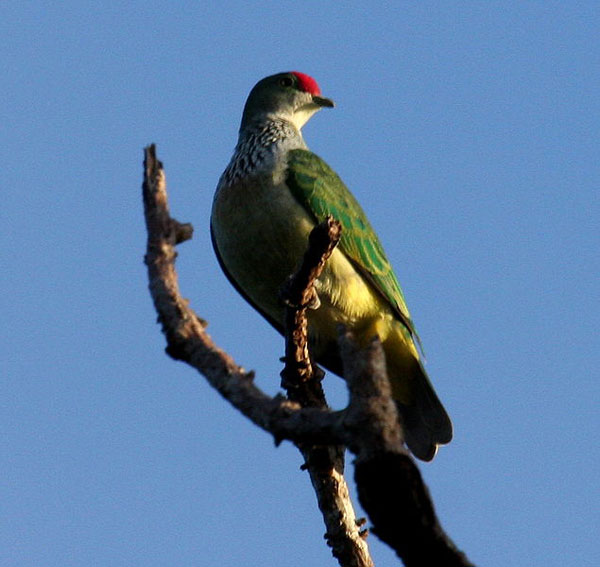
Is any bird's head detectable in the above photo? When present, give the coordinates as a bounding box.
[240,71,334,132]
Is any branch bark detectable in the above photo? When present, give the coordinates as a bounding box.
[279,217,373,567]
[141,144,474,567]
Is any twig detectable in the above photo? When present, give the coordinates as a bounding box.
[279,217,340,395]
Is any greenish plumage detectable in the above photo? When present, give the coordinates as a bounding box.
[211,71,452,461]
[286,149,420,345]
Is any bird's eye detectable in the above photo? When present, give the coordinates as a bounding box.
[279,77,294,88]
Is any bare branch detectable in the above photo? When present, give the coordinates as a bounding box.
[279,217,373,567]
[141,144,474,567]
[339,333,475,567]
[280,216,340,398]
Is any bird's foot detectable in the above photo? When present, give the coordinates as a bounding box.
[279,279,321,310]
[306,288,321,310]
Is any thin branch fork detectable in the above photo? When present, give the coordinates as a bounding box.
[141,144,474,567]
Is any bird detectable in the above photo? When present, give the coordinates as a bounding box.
[210,71,452,461]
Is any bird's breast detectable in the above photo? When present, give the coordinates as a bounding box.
[211,174,315,318]
[211,174,392,348]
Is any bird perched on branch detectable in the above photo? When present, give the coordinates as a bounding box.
[211,71,452,460]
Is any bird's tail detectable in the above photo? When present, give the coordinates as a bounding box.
[385,339,453,461]
[395,360,453,461]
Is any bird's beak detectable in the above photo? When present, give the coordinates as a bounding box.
[312,95,335,108]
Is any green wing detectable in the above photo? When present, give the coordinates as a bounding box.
[286,148,419,340]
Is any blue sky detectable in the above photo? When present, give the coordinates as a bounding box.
[2,3,598,566]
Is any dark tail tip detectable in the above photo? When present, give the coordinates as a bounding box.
[396,364,453,461]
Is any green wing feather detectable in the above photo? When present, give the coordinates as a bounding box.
[286,148,420,341]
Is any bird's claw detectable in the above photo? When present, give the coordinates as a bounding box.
[279,279,321,310]
[307,288,321,310]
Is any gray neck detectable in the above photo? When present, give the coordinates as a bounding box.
[220,117,307,186]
